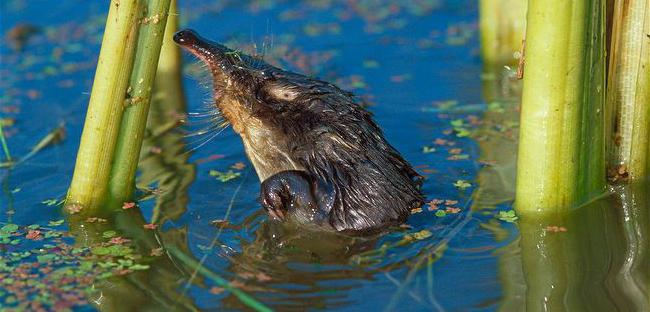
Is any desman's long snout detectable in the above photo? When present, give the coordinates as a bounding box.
[173,29,201,46]
[173,28,237,74]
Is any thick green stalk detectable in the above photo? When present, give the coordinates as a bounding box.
[577,0,607,202]
[515,0,606,215]
[606,0,650,181]
[139,0,196,224]
[67,0,143,208]
[108,0,172,204]
[153,0,184,107]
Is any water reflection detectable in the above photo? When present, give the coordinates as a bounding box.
[515,182,649,311]
[68,209,198,311]
[220,219,380,310]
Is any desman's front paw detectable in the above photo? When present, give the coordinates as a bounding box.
[261,190,288,220]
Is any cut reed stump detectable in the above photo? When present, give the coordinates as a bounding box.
[606,0,650,183]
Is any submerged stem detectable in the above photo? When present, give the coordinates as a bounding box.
[167,246,272,312]
[0,121,11,162]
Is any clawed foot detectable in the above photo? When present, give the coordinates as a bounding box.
[260,170,320,222]
[261,190,288,220]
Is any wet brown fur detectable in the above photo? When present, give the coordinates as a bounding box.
[175,30,424,232]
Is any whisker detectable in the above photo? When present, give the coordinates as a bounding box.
[187,111,220,117]
[184,125,230,155]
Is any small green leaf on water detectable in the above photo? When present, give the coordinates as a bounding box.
[498,210,519,223]
[1,224,19,233]
[79,261,94,271]
[129,264,150,271]
[450,119,471,137]
[27,224,40,230]
[453,180,471,190]
[435,100,458,110]
[422,146,436,153]
[91,246,110,256]
[450,119,465,127]
[351,80,367,89]
[362,59,379,68]
[71,247,85,254]
[42,198,63,206]
[37,254,57,263]
[209,170,241,182]
[98,272,115,279]
[0,261,11,271]
[456,129,471,137]
[107,245,133,257]
[11,188,20,193]
[435,210,447,217]
[403,229,433,241]
[102,230,117,239]
[47,219,65,226]
[44,231,62,238]
[487,101,504,113]
[5,295,17,304]
[98,261,118,269]
[412,230,432,240]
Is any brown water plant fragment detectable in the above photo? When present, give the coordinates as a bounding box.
[607,164,630,184]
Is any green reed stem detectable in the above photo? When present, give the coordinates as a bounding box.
[154,0,184,107]
[479,0,527,68]
[142,0,196,225]
[577,0,607,202]
[67,0,143,208]
[606,0,650,181]
[515,0,606,215]
[108,0,172,204]
[0,121,11,162]
[167,246,273,312]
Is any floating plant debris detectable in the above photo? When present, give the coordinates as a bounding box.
[209,169,241,182]
[0,221,156,310]
[497,210,518,223]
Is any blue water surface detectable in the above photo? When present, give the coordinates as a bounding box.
[1,1,520,310]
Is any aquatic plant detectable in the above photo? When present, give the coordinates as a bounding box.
[479,0,526,69]
[108,0,174,205]
[516,183,649,311]
[481,0,650,214]
[67,0,172,210]
[606,0,650,182]
[0,121,11,164]
[515,0,606,214]
[66,0,144,209]
[138,0,196,225]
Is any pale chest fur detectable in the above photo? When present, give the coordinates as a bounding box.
[221,98,304,181]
